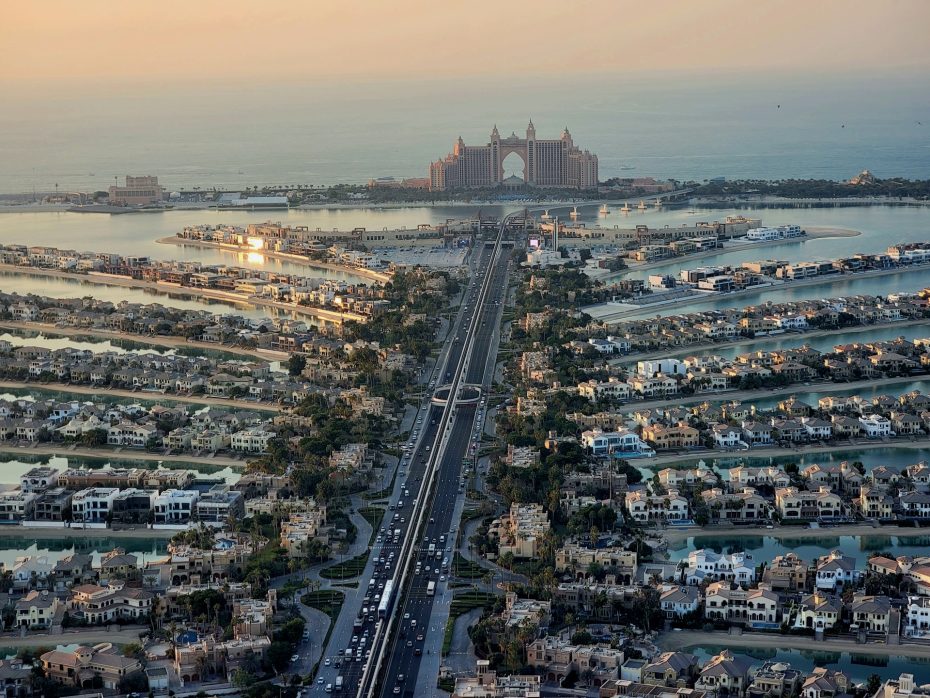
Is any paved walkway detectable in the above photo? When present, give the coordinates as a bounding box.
[0,624,148,647]
[0,443,244,468]
[294,603,331,676]
[443,607,482,675]
[457,516,528,586]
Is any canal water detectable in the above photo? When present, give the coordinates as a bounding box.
[0,331,175,356]
[735,379,930,411]
[643,446,930,478]
[601,204,930,278]
[0,331,281,367]
[0,206,493,279]
[0,537,168,568]
[582,203,930,321]
[687,644,926,684]
[614,323,930,366]
[0,454,240,486]
[0,269,272,320]
[666,532,930,565]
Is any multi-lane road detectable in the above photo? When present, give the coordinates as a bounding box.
[312,224,514,696]
[376,240,512,697]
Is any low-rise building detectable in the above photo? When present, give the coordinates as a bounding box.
[14,590,61,628]
[41,643,143,691]
[640,652,699,688]
[704,581,779,627]
[153,489,200,524]
[452,660,541,698]
[695,650,753,696]
[489,503,550,559]
[625,489,689,524]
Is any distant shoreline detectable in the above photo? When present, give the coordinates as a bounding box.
[0,198,927,214]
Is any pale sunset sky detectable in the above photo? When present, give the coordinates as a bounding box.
[2,0,928,86]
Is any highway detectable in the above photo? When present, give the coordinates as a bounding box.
[313,229,511,696]
[372,228,513,696]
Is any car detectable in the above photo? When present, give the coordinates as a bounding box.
[393,688,401,695]
[440,575,446,581]
[406,640,413,647]
[324,658,331,666]
[411,619,417,627]
[317,677,324,685]
[434,568,440,574]
[416,634,423,642]
[398,674,405,682]
[404,613,410,620]
[414,648,422,656]
[291,654,300,663]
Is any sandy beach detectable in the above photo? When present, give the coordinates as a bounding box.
[0,443,245,468]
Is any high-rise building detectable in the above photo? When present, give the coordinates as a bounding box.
[429,122,598,191]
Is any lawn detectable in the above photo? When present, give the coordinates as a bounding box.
[319,551,370,580]
[442,590,497,656]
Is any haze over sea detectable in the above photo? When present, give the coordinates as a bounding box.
[2,70,929,195]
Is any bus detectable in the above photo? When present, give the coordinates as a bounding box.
[378,579,395,619]
[426,580,436,596]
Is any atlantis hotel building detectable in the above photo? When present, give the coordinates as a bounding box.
[429,122,598,191]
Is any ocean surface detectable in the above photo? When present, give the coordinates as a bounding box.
[1,71,928,195]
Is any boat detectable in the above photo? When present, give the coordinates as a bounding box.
[619,165,635,171]
[637,200,647,211]
[569,206,579,220]
[654,199,662,207]
[620,203,631,213]
[540,210,551,221]
[599,204,610,215]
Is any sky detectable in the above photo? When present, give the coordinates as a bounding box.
[3,0,929,87]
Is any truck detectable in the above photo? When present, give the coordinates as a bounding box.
[427,580,436,596]
[335,676,343,691]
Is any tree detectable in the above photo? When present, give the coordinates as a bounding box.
[287,354,307,376]
[866,675,882,696]
[266,641,294,673]
[231,668,256,688]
